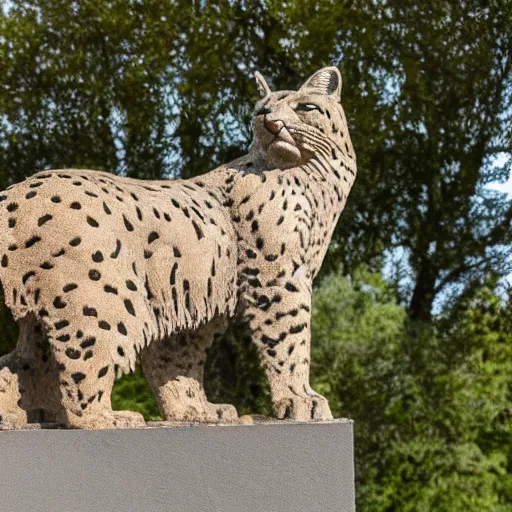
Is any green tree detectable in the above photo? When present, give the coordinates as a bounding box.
[1,1,511,318]
[311,269,512,510]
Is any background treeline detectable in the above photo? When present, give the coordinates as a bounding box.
[1,1,512,509]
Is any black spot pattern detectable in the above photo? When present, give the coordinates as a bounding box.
[80,337,96,349]
[110,239,121,259]
[26,236,42,248]
[89,269,101,281]
[170,263,178,285]
[38,214,53,226]
[98,366,109,378]
[124,299,136,316]
[123,215,134,231]
[86,216,99,228]
[148,232,159,244]
[71,372,86,384]
[98,320,111,331]
[53,297,67,309]
[55,320,69,330]
[92,251,104,263]
[62,283,78,293]
[22,271,36,284]
[83,306,98,317]
[66,348,81,360]
[192,221,204,240]
[126,280,137,291]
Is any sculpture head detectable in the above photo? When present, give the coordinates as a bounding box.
[252,66,354,170]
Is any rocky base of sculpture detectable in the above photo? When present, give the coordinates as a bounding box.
[0,419,355,512]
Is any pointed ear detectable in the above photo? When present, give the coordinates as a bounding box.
[254,71,271,98]
[300,67,342,101]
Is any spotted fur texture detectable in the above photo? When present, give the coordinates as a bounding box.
[0,67,356,429]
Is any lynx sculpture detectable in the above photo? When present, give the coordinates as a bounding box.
[0,67,356,429]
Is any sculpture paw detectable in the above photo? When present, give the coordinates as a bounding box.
[205,403,238,423]
[167,402,238,423]
[67,410,146,429]
[0,368,28,430]
[0,410,28,430]
[160,377,238,423]
[274,393,333,421]
[111,410,146,428]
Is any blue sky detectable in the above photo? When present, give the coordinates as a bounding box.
[491,178,512,197]
[488,154,512,197]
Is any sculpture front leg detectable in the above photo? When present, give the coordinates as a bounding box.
[243,279,333,421]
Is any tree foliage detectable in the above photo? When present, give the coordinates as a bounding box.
[1,0,510,315]
[1,1,512,509]
[312,270,512,510]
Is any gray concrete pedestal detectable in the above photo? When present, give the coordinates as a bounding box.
[0,419,355,512]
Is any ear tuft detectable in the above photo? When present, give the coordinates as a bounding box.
[255,71,271,98]
[300,67,342,100]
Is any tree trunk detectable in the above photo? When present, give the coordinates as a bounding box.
[408,263,438,322]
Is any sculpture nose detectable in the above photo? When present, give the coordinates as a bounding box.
[264,118,285,135]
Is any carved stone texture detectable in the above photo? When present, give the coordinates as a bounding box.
[0,67,356,429]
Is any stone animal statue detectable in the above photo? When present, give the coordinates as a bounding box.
[0,67,356,429]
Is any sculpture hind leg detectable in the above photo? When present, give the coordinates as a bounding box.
[0,311,144,430]
[141,319,238,423]
[0,313,63,429]
[11,314,65,423]
[42,303,146,429]
[49,334,145,429]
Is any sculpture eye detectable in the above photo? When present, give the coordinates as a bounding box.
[295,103,323,113]
[256,106,272,117]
